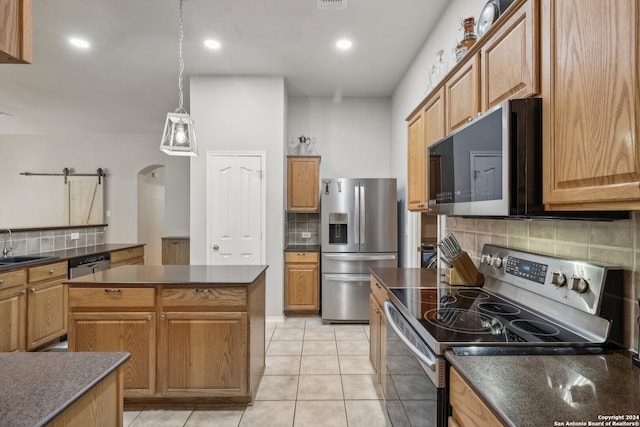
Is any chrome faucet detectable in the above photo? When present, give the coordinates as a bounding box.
[2,229,12,257]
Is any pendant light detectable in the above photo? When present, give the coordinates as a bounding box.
[160,0,198,156]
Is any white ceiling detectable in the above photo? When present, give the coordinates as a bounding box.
[0,0,448,135]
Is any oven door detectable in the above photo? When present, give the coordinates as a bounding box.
[384,301,448,427]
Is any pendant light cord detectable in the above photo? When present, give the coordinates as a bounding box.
[177,0,185,112]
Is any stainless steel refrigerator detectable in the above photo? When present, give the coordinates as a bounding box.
[321,178,398,323]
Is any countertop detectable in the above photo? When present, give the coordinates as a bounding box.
[0,243,144,273]
[370,267,439,288]
[65,264,269,285]
[284,244,321,253]
[0,352,130,427]
[446,350,640,427]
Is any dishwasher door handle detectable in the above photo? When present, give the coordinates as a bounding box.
[384,301,437,371]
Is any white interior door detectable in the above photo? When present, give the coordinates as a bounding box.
[207,152,265,265]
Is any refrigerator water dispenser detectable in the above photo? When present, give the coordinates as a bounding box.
[328,213,348,244]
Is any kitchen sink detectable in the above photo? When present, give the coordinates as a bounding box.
[0,256,60,267]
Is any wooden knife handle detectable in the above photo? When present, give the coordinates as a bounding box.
[450,252,484,287]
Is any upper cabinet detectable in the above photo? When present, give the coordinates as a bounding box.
[541,0,640,210]
[445,54,480,134]
[287,156,320,212]
[480,0,539,111]
[0,0,32,64]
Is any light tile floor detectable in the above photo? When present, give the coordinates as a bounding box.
[123,316,390,427]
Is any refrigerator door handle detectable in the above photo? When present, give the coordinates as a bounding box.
[360,184,366,244]
[323,254,397,261]
[324,274,371,282]
[354,185,360,244]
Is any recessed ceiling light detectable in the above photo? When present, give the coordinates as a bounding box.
[69,37,90,49]
[204,39,221,50]
[336,39,353,50]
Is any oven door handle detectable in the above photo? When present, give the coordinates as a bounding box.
[384,301,437,371]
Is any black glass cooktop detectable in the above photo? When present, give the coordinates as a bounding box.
[388,287,590,346]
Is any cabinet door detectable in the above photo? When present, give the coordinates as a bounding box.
[407,111,426,211]
[162,238,190,265]
[541,0,640,209]
[0,0,31,63]
[0,287,26,352]
[424,87,446,148]
[284,261,319,312]
[445,54,480,133]
[450,367,506,427]
[287,156,320,212]
[27,278,67,350]
[481,0,539,111]
[369,295,381,376]
[158,311,248,397]
[68,312,156,397]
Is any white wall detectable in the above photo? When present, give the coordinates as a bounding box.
[0,134,190,242]
[390,0,486,267]
[288,98,391,178]
[190,76,286,319]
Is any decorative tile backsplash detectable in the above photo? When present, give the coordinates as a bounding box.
[445,213,640,351]
[2,227,106,255]
[286,213,320,246]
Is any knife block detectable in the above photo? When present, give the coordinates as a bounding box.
[449,252,484,287]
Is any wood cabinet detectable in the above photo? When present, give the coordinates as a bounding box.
[68,288,157,398]
[407,111,426,211]
[449,367,506,427]
[445,54,480,134]
[480,0,539,111]
[26,261,68,350]
[162,237,190,265]
[47,368,123,427]
[110,246,145,268]
[284,251,319,313]
[0,0,32,64]
[541,0,640,210]
[287,156,321,212]
[67,271,266,405]
[0,269,27,352]
[369,275,387,395]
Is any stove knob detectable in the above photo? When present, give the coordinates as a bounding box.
[480,253,492,265]
[550,271,566,287]
[569,276,589,293]
[489,256,503,268]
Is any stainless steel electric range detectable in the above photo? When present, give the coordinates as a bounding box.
[383,244,624,427]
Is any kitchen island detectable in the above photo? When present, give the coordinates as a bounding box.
[0,352,129,427]
[65,265,267,408]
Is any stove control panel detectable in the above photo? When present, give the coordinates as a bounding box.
[478,244,620,315]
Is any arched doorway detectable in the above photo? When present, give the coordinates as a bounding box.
[138,165,165,265]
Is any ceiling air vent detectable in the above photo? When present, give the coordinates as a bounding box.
[317,0,348,10]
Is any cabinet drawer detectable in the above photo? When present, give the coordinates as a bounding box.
[0,269,27,290]
[69,287,155,308]
[370,276,387,306]
[110,246,145,264]
[162,287,246,308]
[285,252,319,263]
[28,261,68,283]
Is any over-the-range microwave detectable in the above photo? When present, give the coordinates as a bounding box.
[427,98,627,219]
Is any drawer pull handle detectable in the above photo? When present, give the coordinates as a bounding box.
[104,288,122,293]
[0,279,4,285]
[160,314,166,320]
[49,269,55,274]
[376,283,381,289]
[147,314,153,321]
[21,290,27,296]
[30,287,36,293]
[194,288,211,293]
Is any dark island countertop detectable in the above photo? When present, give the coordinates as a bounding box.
[446,351,640,427]
[0,352,130,427]
[65,264,269,286]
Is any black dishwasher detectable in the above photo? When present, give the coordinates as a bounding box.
[68,252,111,278]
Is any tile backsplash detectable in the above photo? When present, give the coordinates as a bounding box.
[2,227,106,255]
[445,213,640,351]
[286,213,320,246]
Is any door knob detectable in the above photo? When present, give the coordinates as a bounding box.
[212,245,219,250]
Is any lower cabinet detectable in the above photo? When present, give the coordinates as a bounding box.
[110,246,145,268]
[161,237,190,265]
[284,252,319,313]
[449,367,506,427]
[369,276,387,394]
[68,311,156,398]
[0,284,27,352]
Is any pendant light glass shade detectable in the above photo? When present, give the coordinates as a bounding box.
[160,108,197,156]
[160,0,198,157]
